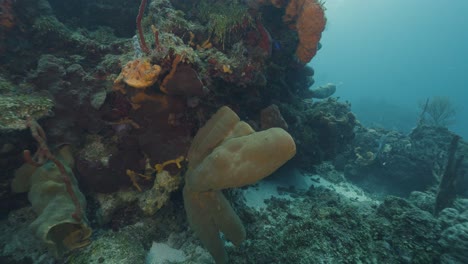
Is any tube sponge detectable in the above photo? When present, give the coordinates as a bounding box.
[183,106,296,264]
[28,162,92,256]
[12,146,92,257]
[183,189,245,264]
[186,127,296,192]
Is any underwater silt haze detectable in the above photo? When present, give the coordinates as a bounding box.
[311,0,468,137]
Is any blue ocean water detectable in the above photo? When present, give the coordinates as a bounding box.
[312,0,468,138]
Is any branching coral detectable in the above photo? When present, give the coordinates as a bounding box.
[136,0,150,54]
[419,96,456,127]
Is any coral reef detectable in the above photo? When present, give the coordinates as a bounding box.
[196,0,253,48]
[250,0,326,63]
[0,75,54,132]
[0,0,15,30]
[260,104,289,130]
[2,0,467,263]
[341,125,468,197]
[0,94,53,131]
[307,82,336,99]
[0,207,49,263]
[282,98,356,168]
[438,203,468,263]
[138,169,182,215]
[67,231,147,263]
[115,59,162,89]
[229,187,443,263]
[0,0,16,53]
[75,134,130,193]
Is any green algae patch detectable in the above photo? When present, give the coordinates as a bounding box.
[197,0,253,46]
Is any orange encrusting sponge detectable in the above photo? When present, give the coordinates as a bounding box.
[284,0,326,63]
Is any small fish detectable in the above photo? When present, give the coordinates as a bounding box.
[273,40,281,51]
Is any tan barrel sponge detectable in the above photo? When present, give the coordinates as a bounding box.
[183,106,296,264]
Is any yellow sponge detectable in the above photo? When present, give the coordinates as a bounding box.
[186,127,296,192]
[183,189,245,264]
[184,106,296,264]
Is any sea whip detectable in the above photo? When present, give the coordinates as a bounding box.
[137,0,150,54]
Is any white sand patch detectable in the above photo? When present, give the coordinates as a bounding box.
[302,173,376,203]
[242,167,306,210]
[146,242,187,264]
[242,167,377,210]
[242,180,294,210]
